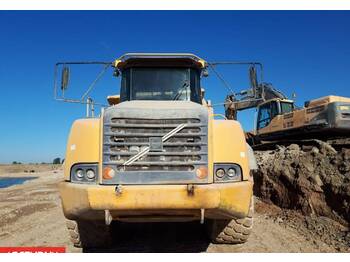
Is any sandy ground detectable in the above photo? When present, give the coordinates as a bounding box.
[0,166,346,253]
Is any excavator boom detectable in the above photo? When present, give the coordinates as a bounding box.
[224,66,287,120]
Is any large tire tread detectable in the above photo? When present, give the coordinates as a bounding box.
[209,197,254,244]
[66,219,111,248]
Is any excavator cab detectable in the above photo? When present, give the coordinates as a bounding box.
[256,99,294,130]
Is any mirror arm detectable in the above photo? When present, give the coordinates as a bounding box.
[80,63,111,101]
[53,61,112,104]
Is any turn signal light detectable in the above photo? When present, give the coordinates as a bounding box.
[196,166,208,179]
[103,167,116,180]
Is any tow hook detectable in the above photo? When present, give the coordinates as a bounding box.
[115,184,123,195]
[187,184,194,196]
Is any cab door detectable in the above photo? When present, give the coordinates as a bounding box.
[256,101,279,134]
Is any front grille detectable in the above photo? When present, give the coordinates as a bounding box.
[103,118,208,172]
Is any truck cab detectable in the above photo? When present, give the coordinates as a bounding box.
[59,53,255,248]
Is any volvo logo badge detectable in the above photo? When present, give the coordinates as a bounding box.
[149,137,163,152]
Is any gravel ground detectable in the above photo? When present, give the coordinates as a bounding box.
[0,166,347,253]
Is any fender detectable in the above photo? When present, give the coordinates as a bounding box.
[63,118,101,181]
[211,120,250,181]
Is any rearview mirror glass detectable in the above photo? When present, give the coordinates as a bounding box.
[61,66,70,90]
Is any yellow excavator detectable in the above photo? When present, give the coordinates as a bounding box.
[224,66,350,148]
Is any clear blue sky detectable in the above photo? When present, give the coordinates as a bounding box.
[0,11,349,163]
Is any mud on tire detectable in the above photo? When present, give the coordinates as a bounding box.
[66,219,112,248]
[207,197,254,244]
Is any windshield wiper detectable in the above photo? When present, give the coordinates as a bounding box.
[172,80,190,101]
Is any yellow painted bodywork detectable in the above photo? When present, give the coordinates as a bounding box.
[212,120,250,181]
[61,103,253,222]
[59,181,252,221]
[258,107,321,134]
[63,119,100,181]
[257,95,350,135]
[198,59,207,68]
[113,59,122,68]
[307,95,350,107]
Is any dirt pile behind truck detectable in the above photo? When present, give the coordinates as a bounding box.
[253,139,350,223]
[253,139,350,250]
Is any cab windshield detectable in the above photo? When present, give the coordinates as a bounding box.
[120,67,201,103]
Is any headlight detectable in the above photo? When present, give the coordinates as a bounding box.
[86,169,96,180]
[215,168,225,178]
[75,169,84,179]
[71,164,98,183]
[214,164,242,182]
[227,168,236,177]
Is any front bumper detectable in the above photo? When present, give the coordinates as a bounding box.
[59,181,253,222]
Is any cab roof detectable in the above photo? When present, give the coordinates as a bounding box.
[258,98,295,107]
[114,53,207,69]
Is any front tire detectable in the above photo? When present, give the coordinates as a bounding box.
[66,219,112,248]
[207,197,254,244]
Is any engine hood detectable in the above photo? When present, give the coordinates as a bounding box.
[104,100,208,119]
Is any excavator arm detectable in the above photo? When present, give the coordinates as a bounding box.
[224,66,287,120]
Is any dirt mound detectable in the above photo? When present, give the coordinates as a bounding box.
[253,140,350,225]
[255,200,350,252]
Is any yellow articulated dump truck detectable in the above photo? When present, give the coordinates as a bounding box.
[56,53,256,248]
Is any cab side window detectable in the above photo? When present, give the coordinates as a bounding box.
[280,102,293,114]
[257,101,279,130]
[271,101,279,119]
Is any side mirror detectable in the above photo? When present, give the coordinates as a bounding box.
[61,66,70,90]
